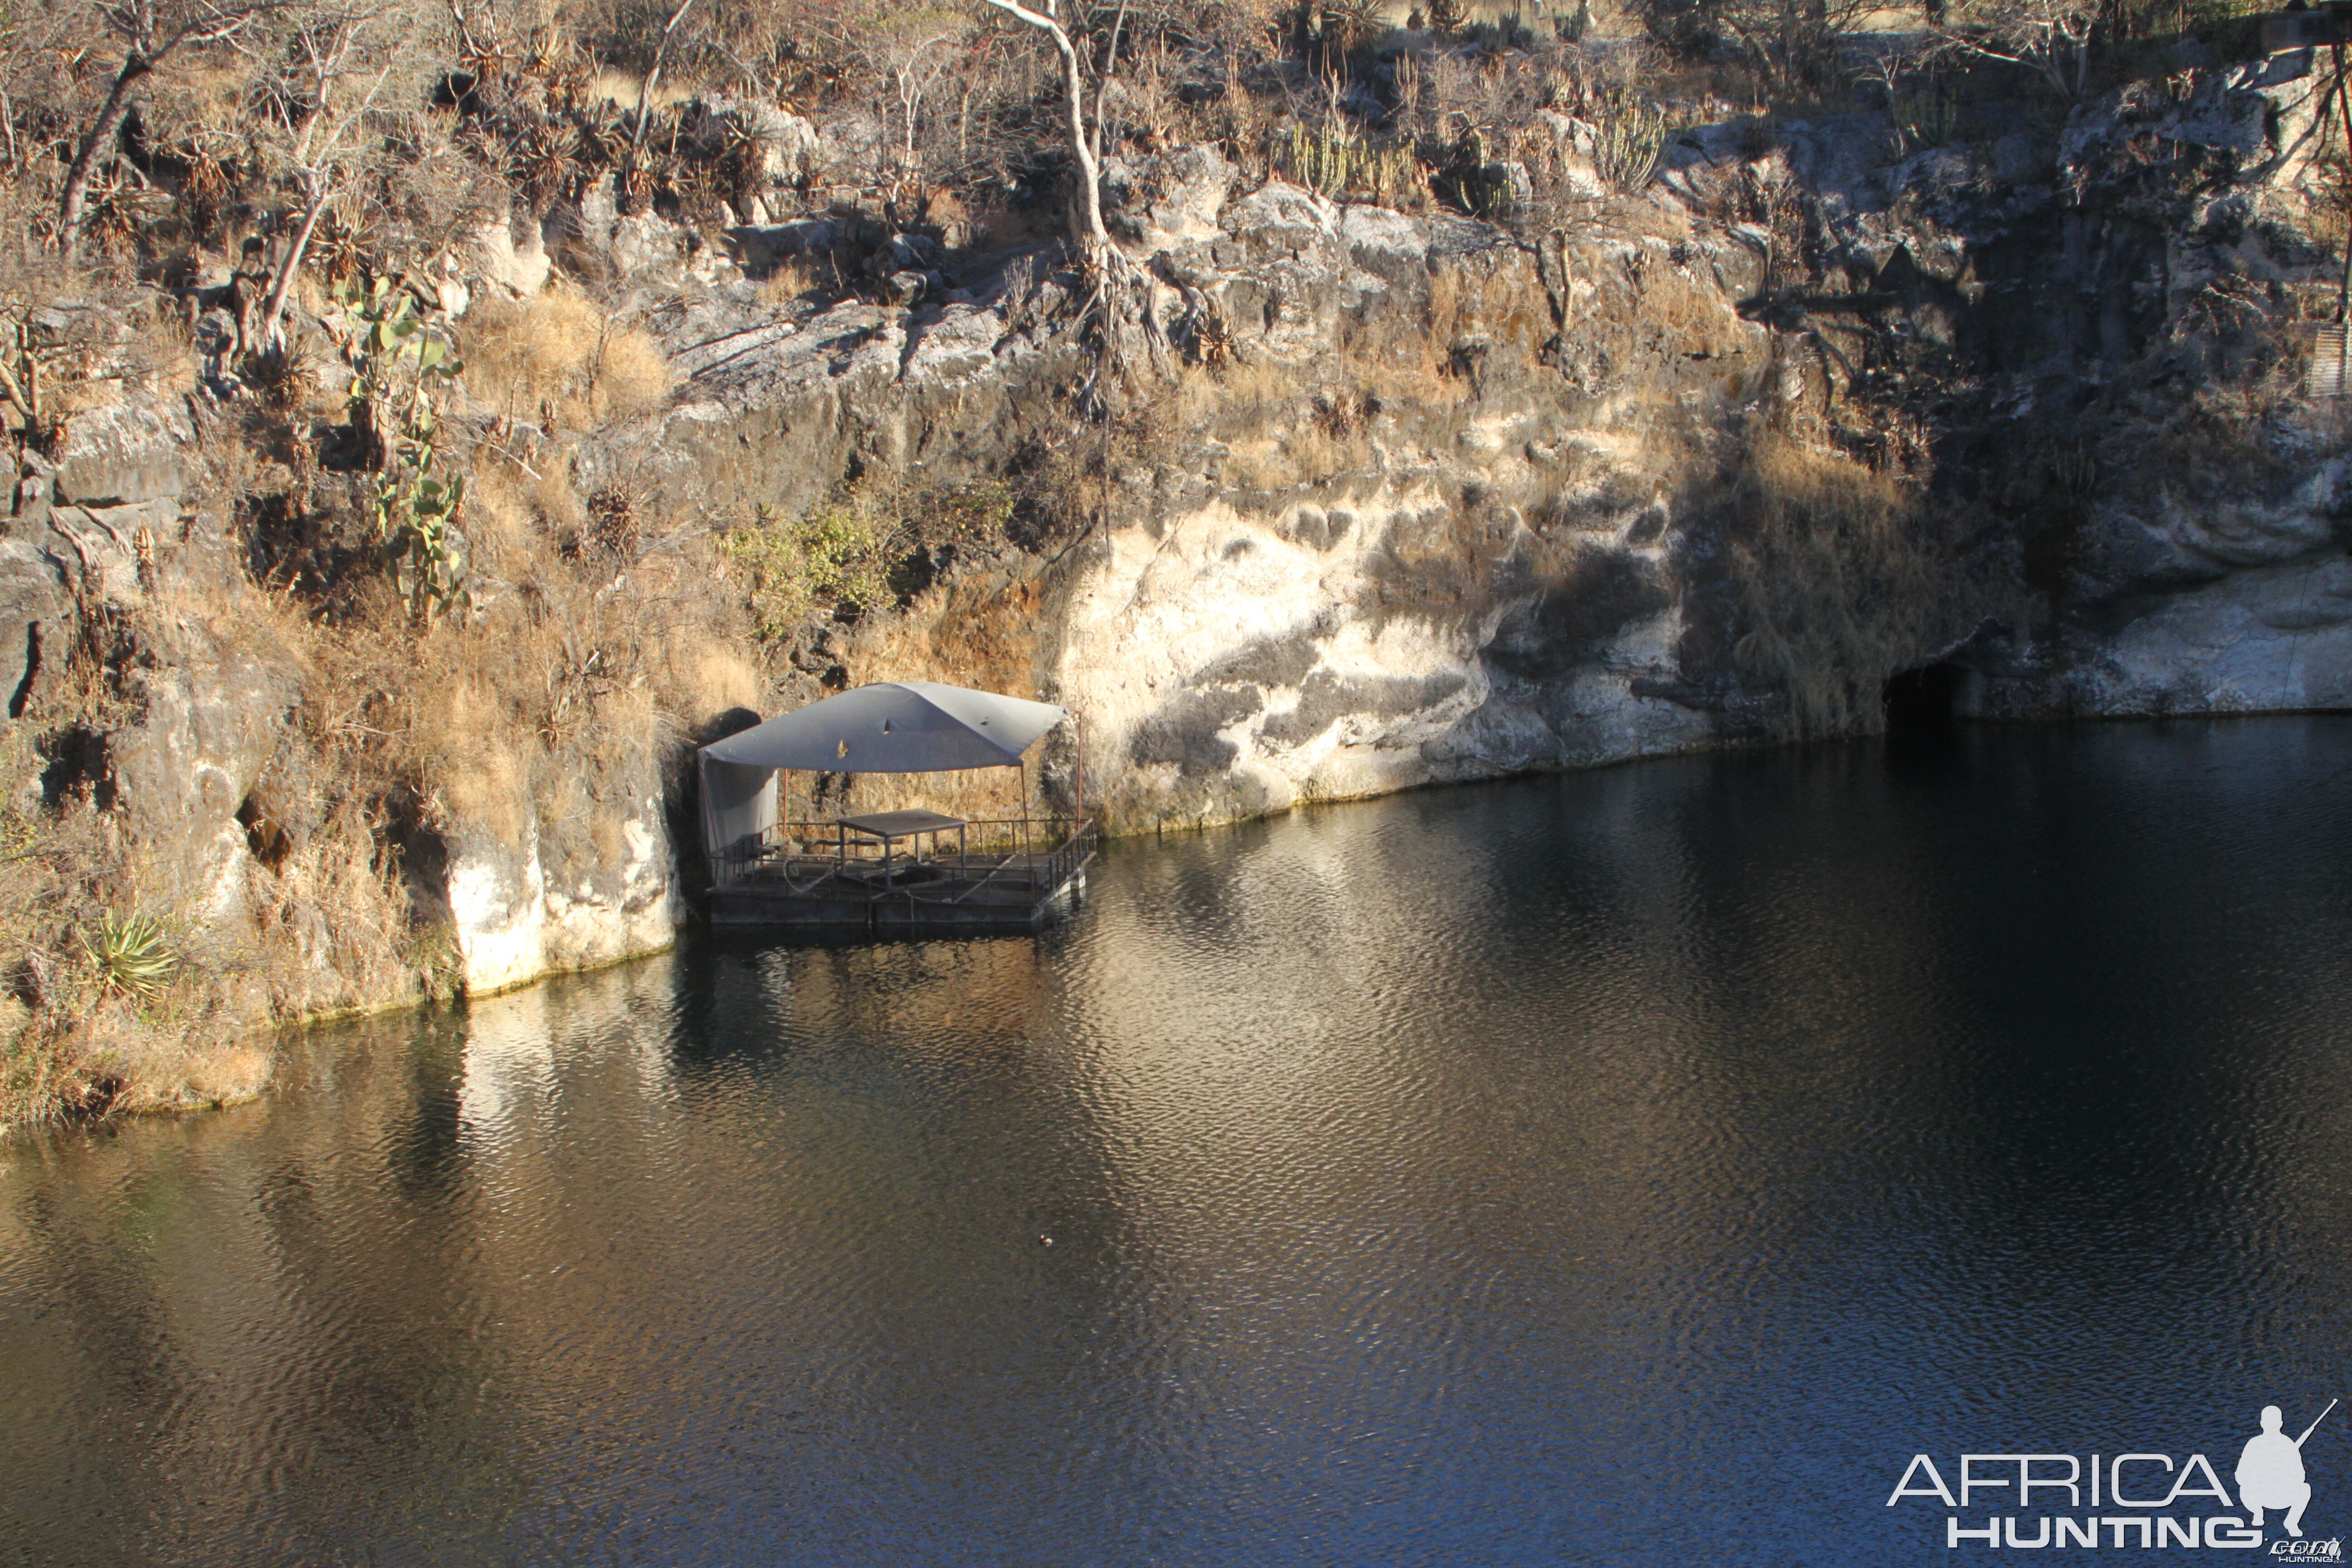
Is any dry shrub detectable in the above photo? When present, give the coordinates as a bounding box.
[462,288,602,416]
[1182,357,1321,490]
[460,288,675,432]
[432,706,535,850]
[593,329,674,422]
[1725,432,2006,739]
[687,649,768,715]
[461,459,541,568]
[323,527,759,836]
[240,762,442,1014]
[1009,407,1177,547]
[0,729,120,1124]
[462,451,596,574]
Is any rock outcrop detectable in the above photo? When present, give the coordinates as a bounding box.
[574,60,2352,829]
[441,745,684,995]
[9,385,691,1014]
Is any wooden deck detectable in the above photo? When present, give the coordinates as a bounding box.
[707,823,1096,931]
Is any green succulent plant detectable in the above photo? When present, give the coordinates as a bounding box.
[78,912,180,1001]
[335,276,472,624]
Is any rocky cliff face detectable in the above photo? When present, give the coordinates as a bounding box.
[10,54,2346,1083]
[437,746,683,995]
[580,55,2351,834]
[9,380,691,1014]
[592,176,1767,829]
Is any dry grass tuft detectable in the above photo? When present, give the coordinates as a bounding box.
[760,258,831,310]
[318,532,759,854]
[687,650,768,715]
[460,288,674,433]
[592,328,674,424]
[1336,268,1473,411]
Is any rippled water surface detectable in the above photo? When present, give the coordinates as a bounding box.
[10,720,2352,1565]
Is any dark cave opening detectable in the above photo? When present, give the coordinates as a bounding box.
[1883,661,1966,734]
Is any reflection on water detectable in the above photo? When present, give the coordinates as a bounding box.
[9,720,2352,1564]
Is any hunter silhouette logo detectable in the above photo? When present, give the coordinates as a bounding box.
[1887,1400,2338,1549]
[2242,1401,2335,1539]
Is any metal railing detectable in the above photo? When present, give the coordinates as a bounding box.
[710,815,1096,912]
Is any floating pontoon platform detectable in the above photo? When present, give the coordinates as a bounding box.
[707,810,1096,931]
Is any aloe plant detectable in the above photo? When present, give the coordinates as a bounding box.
[77,912,180,1001]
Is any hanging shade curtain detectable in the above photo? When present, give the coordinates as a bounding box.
[701,681,1069,774]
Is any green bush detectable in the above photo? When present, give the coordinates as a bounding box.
[722,497,898,637]
[1893,83,1960,152]
[721,480,1021,637]
[335,277,472,624]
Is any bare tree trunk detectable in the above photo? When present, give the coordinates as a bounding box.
[632,0,699,151]
[983,0,1110,255]
[59,55,152,249]
[1056,34,1107,254]
[984,0,1166,416]
[254,178,333,353]
[1090,0,1129,168]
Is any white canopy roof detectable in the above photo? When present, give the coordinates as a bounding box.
[701,681,1068,773]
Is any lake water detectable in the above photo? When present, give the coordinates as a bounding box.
[8,719,2352,1566]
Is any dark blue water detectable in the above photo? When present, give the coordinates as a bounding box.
[8,719,2352,1566]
